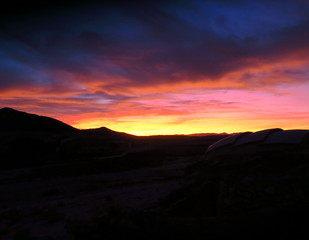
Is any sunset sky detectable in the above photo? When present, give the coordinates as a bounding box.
[1,0,309,135]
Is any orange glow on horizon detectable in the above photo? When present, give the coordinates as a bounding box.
[72,116,309,136]
[70,101,309,136]
[1,48,309,136]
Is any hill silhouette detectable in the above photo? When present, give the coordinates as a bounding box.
[0,108,139,169]
[0,107,226,170]
[0,107,134,139]
[81,126,134,139]
[0,107,77,133]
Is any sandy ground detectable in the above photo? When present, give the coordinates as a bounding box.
[0,156,195,239]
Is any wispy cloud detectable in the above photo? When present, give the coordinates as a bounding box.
[0,0,309,134]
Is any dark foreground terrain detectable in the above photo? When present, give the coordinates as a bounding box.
[0,134,222,240]
[1,108,309,239]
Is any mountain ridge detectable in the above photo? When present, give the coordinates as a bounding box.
[0,107,133,136]
[0,107,229,138]
[0,107,78,133]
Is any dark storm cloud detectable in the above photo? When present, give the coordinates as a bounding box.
[0,0,309,93]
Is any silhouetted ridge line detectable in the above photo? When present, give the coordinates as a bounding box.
[81,126,135,138]
[0,107,77,133]
[0,108,134,138]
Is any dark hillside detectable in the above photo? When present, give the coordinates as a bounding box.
[0,108,224,171]
[0,108,136,169]
[0,108,77,133]
[81,126,134,139]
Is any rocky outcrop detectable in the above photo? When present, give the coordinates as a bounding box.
[164,128,309,214]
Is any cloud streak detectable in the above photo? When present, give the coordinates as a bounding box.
[0,0,309,134]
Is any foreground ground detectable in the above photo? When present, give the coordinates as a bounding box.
[2,109,309,239]
[0,155,197,240]
[1,132,309,239]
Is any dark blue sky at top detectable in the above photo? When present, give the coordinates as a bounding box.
[0,0,309,95]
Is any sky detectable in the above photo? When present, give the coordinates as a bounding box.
[1,0,309,135]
